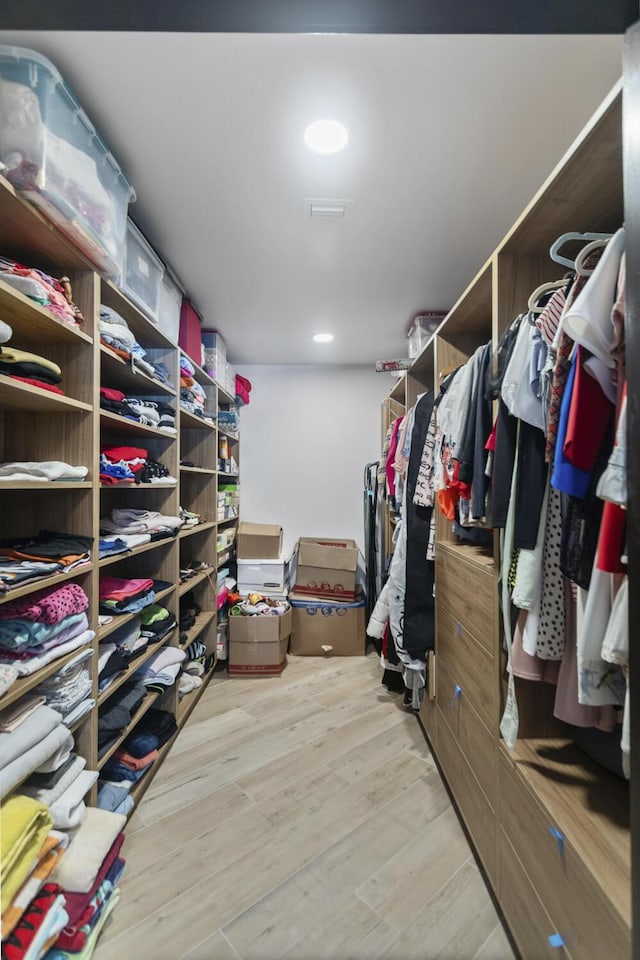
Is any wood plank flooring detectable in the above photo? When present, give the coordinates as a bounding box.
[95,652,516,960]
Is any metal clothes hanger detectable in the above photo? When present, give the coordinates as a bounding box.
[549,231,612,269]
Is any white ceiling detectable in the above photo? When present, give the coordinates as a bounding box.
[0,31,623,364]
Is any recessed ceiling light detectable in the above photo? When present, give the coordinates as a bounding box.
[313,333,334,343]
[304,120,348,154]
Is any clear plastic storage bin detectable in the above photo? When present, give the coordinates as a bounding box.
[0,45,135,276]
[202,329,226,360]
[157,266,183,342]
[121,219,164,322]
[407,312,446,359]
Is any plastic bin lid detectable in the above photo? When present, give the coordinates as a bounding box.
[0,44,136,200]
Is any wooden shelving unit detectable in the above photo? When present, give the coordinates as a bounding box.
[0,169,240,818]
[404,82,631,959]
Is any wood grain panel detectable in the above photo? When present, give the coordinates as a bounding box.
[436,653,496,808]
[499,829,570,960]
[435,705,497,884]
[436,601,498,731]
[436,543,496,653]
[499,747,630,960]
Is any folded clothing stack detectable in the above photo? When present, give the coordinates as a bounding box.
[100,305,171,387]
[0,258,84,327]
[0,532,93,596]
[34,649,95,728]
[97,605,177,694]
[47,808,126,958]
[20,756,98,832]
[98,577,165,617]
[97,679,147,757]
[180,355,214,424]
[0,345,64,395]
[100,737,158,787]
[99,388,176,432]
[0,584,94,679]
[0,463,88,484]
[0,795,69,956]
[0,704,75,801]
[99,445,176,486]
[100,509,183,538]
[133,646,186,693]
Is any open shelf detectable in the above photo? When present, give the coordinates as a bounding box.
[179,521,216,540]
[99,481,178,490]
[99,409,177,440]
[218,385,235,405]
[179,406,216,431]
[217,427,239,441]
[178,567,215,597]
[0,375,92,413]
[101,280,175,351]
[0,276,93,346]
[0,641,94,710]
[100,345,176,397]
[216,549,235,567]
[97,691,161,770]
[180,351,216,388]
[180,465,217,476]
[0,481,90,490]
[98,537,175,567]
[0,563,93,606]
[98,584,176,641]
[217,514,238,527]
[97,629,177,707]
[181,610,216,648]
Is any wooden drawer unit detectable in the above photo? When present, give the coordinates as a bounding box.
[499,829,571,960]
[499,747,630,960]
[436,601,498,731]
[436,544,496,654]
[436,705,497,883]
[436,654,496,807]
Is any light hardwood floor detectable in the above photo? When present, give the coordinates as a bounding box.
[94,652,516,960]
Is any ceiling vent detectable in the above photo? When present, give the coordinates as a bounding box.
[303,198,353,219]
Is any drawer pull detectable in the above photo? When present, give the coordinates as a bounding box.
[549,826,565,855]
[450,684,462,707]
[548,933,565,948]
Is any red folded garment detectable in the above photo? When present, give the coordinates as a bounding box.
[2,883,61,960]
[11,376,65,395]
[101,445,148,463]
[99,576,154,601]
[100,387,126,402]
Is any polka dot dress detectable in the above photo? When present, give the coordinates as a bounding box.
[536,485,566,659]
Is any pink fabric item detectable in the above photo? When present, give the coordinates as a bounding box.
[511,610,561,683]
[99,577,154,601]
[0,583,88,624]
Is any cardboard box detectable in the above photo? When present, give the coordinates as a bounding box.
[289,594,366,656]
[294,537,359,600]
[237,522,283,560]
[228,607,292,676]
[237,557,288,591]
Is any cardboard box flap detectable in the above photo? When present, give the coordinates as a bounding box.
[239,522,282,538]
[237,522,283,560]
[297,538,359,572]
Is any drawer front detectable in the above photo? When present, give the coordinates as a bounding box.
[436,654,496,807]
[499,750,630,960]
[436,706,497,884]
[499,829,571,960]
[436,547,496,653]
[436,601,498,731]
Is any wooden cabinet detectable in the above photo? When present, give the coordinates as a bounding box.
[403,79,632,958]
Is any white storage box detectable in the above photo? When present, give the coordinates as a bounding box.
[0,45,135,277]
[237,557,289,592]
[121,219,164,321]
[407,312,446,359]
[157,267,183,342]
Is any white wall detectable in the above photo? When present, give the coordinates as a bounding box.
[235,365,392,556]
